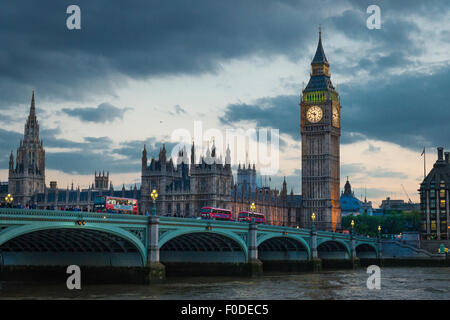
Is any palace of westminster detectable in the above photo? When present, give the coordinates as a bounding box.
[5,31,446,236]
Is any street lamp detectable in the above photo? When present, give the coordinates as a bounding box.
[351,219,355,234]
[311,212,316,231]
[5,194,13,207]
[250,202,256,223]
[378,225,381,238]
[150,189,158,216]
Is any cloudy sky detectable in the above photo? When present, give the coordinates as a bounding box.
[0,0,449,206]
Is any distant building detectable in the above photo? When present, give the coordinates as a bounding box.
[231,176,300,226]
[360,197,374,215]
[0,181,8,202]
[419,147,450,240]
[340,178,361,216]
[379,197,420,213]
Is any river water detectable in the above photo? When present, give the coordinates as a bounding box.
[0,267,448,299]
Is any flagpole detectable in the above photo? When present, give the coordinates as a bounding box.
[423,148,426,179]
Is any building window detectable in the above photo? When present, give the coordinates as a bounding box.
[431,221,436,231]
[440,189,446,198]
[440,200,446,208]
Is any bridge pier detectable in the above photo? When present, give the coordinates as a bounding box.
[377,238,382,259]
[310,229,322,272]
[350,236,360,269]
[247,222,263,276]
[146,215,165,283]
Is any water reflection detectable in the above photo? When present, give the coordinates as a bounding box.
[0,267,449,300]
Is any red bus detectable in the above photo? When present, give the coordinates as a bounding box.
[238,211,266,224]
[94,196,138,214]
[200,207,232,221]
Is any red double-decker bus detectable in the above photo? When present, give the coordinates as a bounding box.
[94,196,138,214]
[238,211,266,224]
[200,207,232,221]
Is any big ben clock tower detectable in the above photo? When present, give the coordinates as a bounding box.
[300,29,341,231]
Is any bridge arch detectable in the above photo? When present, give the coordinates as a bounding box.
[257,234,310,261]
[355,243,378,259]
[0,223,146,267]
[317,239,351,260]
[159,229,248,263]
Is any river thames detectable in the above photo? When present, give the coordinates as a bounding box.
[0,267,448,299]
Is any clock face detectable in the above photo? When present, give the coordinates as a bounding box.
[332,105,340,127]
[306,105,323,123]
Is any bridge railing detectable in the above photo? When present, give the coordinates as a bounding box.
[0,208,379,242]
[0,208,148,223]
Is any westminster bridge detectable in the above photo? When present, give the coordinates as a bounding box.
[0,208,435,281]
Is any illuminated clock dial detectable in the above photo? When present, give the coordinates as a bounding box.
[306,105,323,123]
[332,105,340,127]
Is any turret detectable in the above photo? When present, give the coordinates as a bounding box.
[225,144,231,166]
[191,141,195,164]
[142,144,147,169]
[9,151,14,173]
[159,144,167,164]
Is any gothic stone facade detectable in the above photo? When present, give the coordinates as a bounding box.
[8,91,45,205]
[140,142,234,217]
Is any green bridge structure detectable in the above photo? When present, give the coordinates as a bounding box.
[0,208,382,282]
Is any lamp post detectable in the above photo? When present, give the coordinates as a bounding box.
[5,194,13,207]
[310,212,318,262]
[250,202,256,223]
[351,219,355,235]
[311,212,316,232]
[377,225,382,259]
[150,189,158,216]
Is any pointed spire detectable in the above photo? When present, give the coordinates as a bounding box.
[191,140,195,164]
[312,25,328,65]
[225,144,231,166]
[30,89,36,117]
[205,142,211,159]
[9,150,14,172]
[211,138,216,158]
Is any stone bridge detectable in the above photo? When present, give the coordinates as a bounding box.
[0,208,381,280]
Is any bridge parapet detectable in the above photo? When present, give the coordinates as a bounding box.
[0,208,148,223]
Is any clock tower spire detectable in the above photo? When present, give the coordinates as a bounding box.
[300,29,341,231]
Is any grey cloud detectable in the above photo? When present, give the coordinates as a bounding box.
[0,0,325,107]
[1,0,447,109]
[339,65,450,150]
[341,162,408,180]
[220,95,299,149]
[174,105,186,115]
[220,62,450,151]
[61,103,132,123]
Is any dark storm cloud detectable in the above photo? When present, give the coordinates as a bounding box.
[0,0,328,107]
[339,66,450,150]
[220,63,450,151]
[220,95,299,150]
[0,0,446,109]
[61,103,131,123]
[0,128,22,168]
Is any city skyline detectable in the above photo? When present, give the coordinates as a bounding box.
[1,1,449,206]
